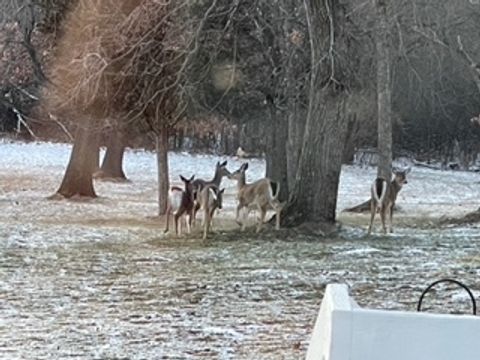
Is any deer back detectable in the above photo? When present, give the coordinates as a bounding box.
[239,178,273,206]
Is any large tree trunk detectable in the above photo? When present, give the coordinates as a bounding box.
[282,0,350,229]
[156,127,169,216]
[265,96,289,202]
[283,91,348,227]
[95,129,127,181]
[376,0,392,179]
[286,105,306,191]
[54,125,99,198]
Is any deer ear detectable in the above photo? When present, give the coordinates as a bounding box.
[405,167,411,174]
[242,163,249,171]
[221,160,227,167]
[189,175,195,181]
[180,175,187,182]
[219,188,225,194]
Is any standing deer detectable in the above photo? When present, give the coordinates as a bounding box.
[164,175,195,235]
[367,167,410,235]
[192,161,230,224]
[228,163,284,233]
[196,185,225,240]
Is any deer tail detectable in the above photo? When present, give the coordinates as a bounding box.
[269,180,280,200]
[372,178,387,210]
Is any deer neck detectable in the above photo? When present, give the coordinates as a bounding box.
[390,180,402,200]
[237,173,246,191]
[211,169,223,186]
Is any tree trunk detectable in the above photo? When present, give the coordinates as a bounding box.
[376,0,392,179]
[96,129,127,181]
[283,91,348,227]
[286,105,306,191]
[265,96,289,202]
[156,127,169,216]
[282,0,350,229]
[55,125,99,198]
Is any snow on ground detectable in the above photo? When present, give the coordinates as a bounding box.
[1,140,480,359]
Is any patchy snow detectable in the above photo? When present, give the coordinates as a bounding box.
[1,139,480,359]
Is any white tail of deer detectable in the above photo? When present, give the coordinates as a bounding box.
[368,167,410,235]
[196,185,224,240]
[228,163,284,233]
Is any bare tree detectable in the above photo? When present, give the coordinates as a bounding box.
[43,0,191,203]
[375,0,393,179]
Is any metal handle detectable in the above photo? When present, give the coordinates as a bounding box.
[417,278,476,315]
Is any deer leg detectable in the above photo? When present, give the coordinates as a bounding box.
[193,202,200,227]
[389,204,394,233]
[235,204,243,227]
[209,208,216,232]
[164,208,170,233]
[256,204,266,233]
[274,202,282,230]
[175,210,183,236]
[203,206,210,240]
[186,212,191,234]
[367,200,376,235]
[380,208,387,234]
[242,206,250,231]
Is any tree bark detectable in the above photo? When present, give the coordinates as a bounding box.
[54,125,99,198]
[156,127,169,216]
[283,91,348,226]
[286,105,306,191]
[375,0,392,179]
[95,129,127,181]
[265,96,289,202]
[282,0,350,228]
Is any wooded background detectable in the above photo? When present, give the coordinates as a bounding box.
[1,0,479,227]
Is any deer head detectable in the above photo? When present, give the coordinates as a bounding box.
[392,167,410,186]
[180,175,195,196]
[228,163,248,181]
[216,160,231,178]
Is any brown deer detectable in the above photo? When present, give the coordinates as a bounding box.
[367,167,410,235]
[192,161,230,224]
[196,185,225,240]
[228,163,284,233]
[164,175,195,235]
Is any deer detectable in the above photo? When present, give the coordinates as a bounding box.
[164,175,195,235]
[196,185,225,240]
[191,160,230,225]
[228,163,284,233]
[367,167,410,235]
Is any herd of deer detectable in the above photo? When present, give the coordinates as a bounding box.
[164,159,411,239]
[164,161,284,239]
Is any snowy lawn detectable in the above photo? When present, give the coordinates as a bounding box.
[1,139,480,359]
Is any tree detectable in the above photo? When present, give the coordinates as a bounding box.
[43,0,139,198]
[375,0,393,180]
[280,0,359,229]
[94,127,127,181]
[43,0,190,205]
[0,0,65,137]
